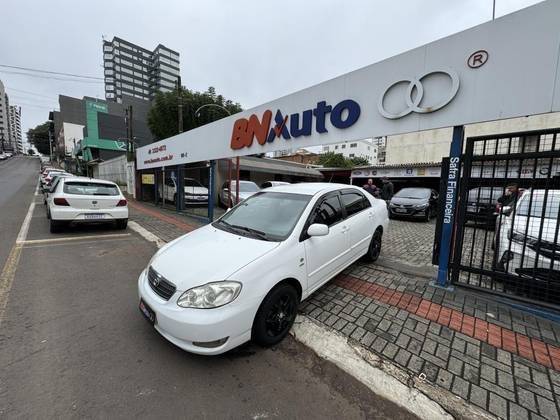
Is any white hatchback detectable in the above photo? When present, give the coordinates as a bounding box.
[138,183,389,355]
[46,177,129,233]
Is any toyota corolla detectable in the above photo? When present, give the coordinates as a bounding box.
[138,183,388,355]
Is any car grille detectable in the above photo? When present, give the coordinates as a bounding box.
[148,266,176,300]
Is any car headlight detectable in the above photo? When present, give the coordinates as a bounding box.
[414,203,429,209]
[177,281,242,308]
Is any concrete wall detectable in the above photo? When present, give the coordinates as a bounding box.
[92,155,128,190]
[385,112,560,165]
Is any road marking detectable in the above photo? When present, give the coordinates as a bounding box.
[18,233,131,245]
[22,238,133,249]
[0,186,37,326]
[128,221,166,248]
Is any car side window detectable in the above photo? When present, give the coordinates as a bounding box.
[165,178,174,187]
[261,182,271,189]
[311,195,343,227]
[50,179,60,193]
[341,191,370,217]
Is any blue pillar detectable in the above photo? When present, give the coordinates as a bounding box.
[436,126,464,287]
[208,160,215,222]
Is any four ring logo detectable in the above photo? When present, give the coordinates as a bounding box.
[378,69,460,120]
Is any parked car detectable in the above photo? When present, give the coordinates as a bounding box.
[46,177,128,233]
[261,181,290,189]
[0,153,6,161]
[465,187,503,229]
[40,169,65,187]
[388,187,438,221]
[219,180,260,207]
[495,189,560,280]
[42,171,71,192]
[138,183,389,355]
[43,173,74,202]
[158,177,209,204]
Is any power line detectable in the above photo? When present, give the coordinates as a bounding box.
[6,87,57,100]
[13,102,59,110]
[0,64,103,80]
[0,70,103,84]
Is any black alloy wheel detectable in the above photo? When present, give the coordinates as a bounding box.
[364,229,382,262]
[252,284,299,346]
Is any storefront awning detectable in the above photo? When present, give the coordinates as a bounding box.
[239,156,323,179]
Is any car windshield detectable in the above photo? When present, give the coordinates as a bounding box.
[185,178,204,188]
[63,182,120,196]
[214,192,311,241]
[232,182,260,192]
[394,188,430,199]
[517,191,560,219]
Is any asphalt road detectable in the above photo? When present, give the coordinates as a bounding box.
[0,158,416,419]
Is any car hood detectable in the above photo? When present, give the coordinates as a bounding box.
[512,215,558,244]
[150,224,279,291]
[390,196,428,205]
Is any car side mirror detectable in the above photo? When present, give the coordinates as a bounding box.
[308,223,329,237]
[226,207,231,213]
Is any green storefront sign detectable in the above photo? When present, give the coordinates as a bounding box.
[80,100,128,161]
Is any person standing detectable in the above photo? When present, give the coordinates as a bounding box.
[363,179,379,198]
[381,177,394,202]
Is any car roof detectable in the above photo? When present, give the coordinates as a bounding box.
[61,177,118,185]
[264,182,361,196]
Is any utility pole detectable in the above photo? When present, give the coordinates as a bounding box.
[492,0,496,20]
[177,76,183,134]
[125,105,133,161]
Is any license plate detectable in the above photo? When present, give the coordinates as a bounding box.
[139,300,156,325]
[85,214,105,220]
[395,208,407,213]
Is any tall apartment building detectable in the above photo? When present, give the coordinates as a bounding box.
[321,139,379,165]
[0,79,10,152]
[103,37,180,103]
[8,105,23,153]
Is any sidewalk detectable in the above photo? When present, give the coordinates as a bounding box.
[128,199,560,419]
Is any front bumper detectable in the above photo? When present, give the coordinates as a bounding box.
[137,269,257,355]
[389,207,429,218]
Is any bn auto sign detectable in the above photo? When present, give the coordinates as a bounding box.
[136,0,560,169]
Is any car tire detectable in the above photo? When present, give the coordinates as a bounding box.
[363,228,382,262]
[50,219,63,233]
[116,219,128,230]
[252,283,299,347]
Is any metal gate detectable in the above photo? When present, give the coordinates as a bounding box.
[449,128,560,308]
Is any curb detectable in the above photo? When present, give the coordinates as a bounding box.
[291,315,496,420]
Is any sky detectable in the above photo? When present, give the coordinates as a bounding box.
[0,0,542,148]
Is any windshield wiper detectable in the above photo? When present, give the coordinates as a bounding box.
[229,223,269,240]
[216,220,270,240]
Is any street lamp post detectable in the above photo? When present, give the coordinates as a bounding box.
[193,104,239,211]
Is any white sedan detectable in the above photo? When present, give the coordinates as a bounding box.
[46,177,129,233]
[138,183,389,355]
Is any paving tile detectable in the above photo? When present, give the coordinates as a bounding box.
[488,392,508,419]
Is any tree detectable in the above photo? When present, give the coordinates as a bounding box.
[27,122,51,155]
[317,152,352,168]
[147,86,242,140]
[350,156,370,167]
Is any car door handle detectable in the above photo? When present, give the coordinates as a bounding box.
[368,212,374,219]
[341,226,349,233]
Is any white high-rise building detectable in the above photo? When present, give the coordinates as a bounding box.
[0,79,10,152]
[321,139,379,165]
[8,105,22,154]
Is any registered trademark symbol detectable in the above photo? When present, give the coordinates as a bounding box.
[467,50,489,69]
